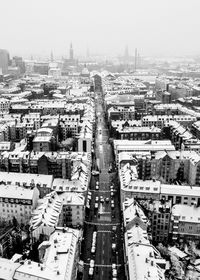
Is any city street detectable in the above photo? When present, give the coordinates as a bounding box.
[81,90,125,280]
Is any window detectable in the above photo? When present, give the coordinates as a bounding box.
[83,140,87,152]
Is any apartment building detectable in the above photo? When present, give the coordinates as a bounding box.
[59,192,85,227]
[142,115,196,129]
[0,227,81,280]
[0,172,53,198]
[164,121,200,151]
[144,200,171,243]
[170,204,200,242]
[0,98,10,112]
[33,128,56,152]
[114,140,175,165]
[123,198,166,280]
[30,191,63,240]
[119,175,200,207]
[0,183,39,224]
[115,126,161,141]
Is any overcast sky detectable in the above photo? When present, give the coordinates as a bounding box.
[1,0,200,58]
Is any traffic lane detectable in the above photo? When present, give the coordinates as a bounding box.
[82,225,95,277]
[95,232,112,280]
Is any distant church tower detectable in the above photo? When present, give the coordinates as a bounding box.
[50,50,54,62]
[70,43,74,60]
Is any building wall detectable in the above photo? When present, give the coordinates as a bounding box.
[78,138,91,153]
[0,49,9,74]
[0,187,39,224]
[33,141,51,152]
[63,205,84,227]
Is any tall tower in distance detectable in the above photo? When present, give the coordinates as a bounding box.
[0,49,9,74]
[70,43,74,60]
[124,45,129,61]
[135,48,137,71]
[50,50,54,62]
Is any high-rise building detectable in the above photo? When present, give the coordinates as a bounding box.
[12,56,25,74]
[0,49,9,74]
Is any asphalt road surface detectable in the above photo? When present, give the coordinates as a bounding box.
[81,91,126,280]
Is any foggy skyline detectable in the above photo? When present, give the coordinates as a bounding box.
[1,0,200,59]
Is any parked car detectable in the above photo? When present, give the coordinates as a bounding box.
[89,267,94,276]
[90,260,95,268]
[92,170,99,176]
[95,203,99,209]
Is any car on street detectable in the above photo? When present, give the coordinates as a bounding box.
[111,200,114,204]
[112,269,117,277]
[112,264,117,269]
[95,196,99,202]
[89,267,94,277]
[86,200,90,208]
[112,243,116,251]
[112,226,117,231]
[100,196,104,203]
[96,181,99,185]
[111,203,114,209]
[91,246,95,254]
[105,197,109,202]
[95,203,98,209]
[111,191,114,197]
[95,184,99,190]
[90,260,95,268]
[92,170,99,176]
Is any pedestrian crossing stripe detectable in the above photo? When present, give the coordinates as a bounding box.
[84,221,120,226]
[97,230,111,233]
[84,263,122,267]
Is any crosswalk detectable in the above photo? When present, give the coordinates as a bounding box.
[88,189,111,193]
[84,263,122,267]
[84,221,120,226]
[97,230,111,233]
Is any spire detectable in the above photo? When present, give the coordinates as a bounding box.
[70,43,74,60]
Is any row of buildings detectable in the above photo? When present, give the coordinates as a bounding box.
[0,226,81,280]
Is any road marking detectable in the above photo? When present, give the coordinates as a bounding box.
[88,190,112,193]
[98,230,111,233]
[83,263,122,267]
[84,221,120,226]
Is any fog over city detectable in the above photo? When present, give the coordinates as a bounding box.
[1,0,200,58]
